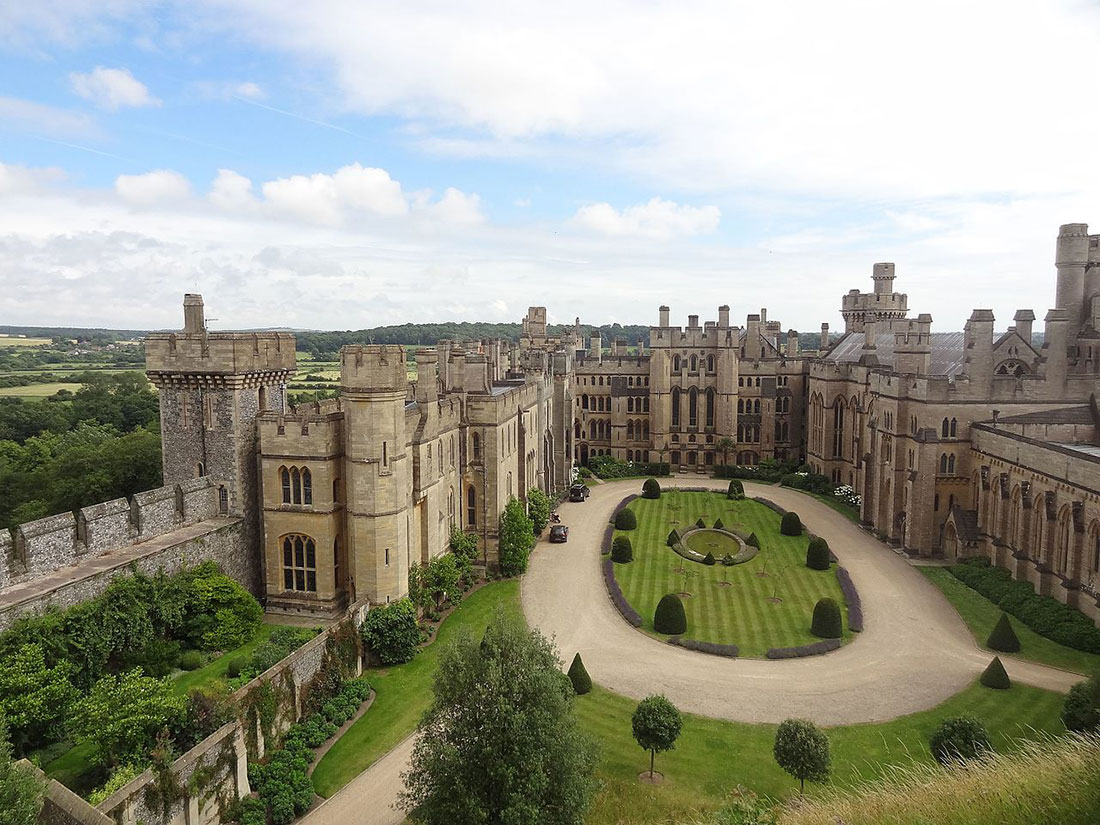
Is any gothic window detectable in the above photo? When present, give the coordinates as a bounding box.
[218,485,228,514]
[939,453,948,474]
[941,418,950,438]
[583,394,589,409]
[450,435,456,467]
[643,421,650,439]
[754,399,760,415]
[281,534,317,593]
[671,387,681,426]
[947,454,956,474]
[738,377,744,387]
[707,355,715,372]
[688,387,698,426]
[706,387,715,427]
[690,355,698,372]
[281,467,291,503]
[627,420,635,439]
[950,418,958,437]
[291,468,302,504]
[472,432,481,460]
[628,397,634,412]
[302,468,312,505]
[334,536,341,587]
[738,399,744,413]
[467,485,477,526]
[448,488,455,528]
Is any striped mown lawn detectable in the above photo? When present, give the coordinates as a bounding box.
[612,490,851,657]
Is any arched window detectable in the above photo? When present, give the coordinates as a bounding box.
[467,485,477,526]
[281,534,317,593]
[950,418,958,437]
[738,377,744,387]
[472,432,481,460]
[671,387,681,426]
[1057,506,1073,574]
[738,399,744,413]
[302,468,312,505]
[333,536,341,587]
[280,467,291,503]
[582,394,589,409]
[643,421,650,439]
[939,453,948,474]
[673,355,681,372]
[942,418,950,438]
[705,387,715,427]
[628,397,634,412]
[707,355,715,372]
[627,420,635,439]
[947,454,956,474]
[754,399,760,415]
[218,485,228,515]
[291,468,302,504]
[688,387,698,427]
[690,355,698,372]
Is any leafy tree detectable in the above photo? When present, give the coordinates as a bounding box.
[567,653,592,695]
[424,555,462,607]
[631,694,682,779]
[527,488,553,534]
[1062,673,1100,732]
[0,718,45,825]
[929,716,992,765]
[498,497,536,577]
[71,668,187,767]
[360,599,421,665]
[184,562,263,650]
[987,613,1021,653]
[773,718,830,794]
[0,644,77,755]
[400,610,598,824]
[449,527,479,560]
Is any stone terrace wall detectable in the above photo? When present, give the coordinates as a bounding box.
[96,599,368,825]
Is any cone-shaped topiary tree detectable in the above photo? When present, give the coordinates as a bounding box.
[780,512,803,536]
[611,536,634,563]
[987,613,1021,653]
[568,652,592,695]
[695,517,706,528]
[714,518,724,529]
[642,478,661,499]
[728,480,745,500]
[654,593,687,635]
[811,597,842,638]
[614,509,638,530]
[806,537,831,571]
[747,532,760,548]
[666,529,678,547]
[980,656,1011,690]
[703,552,716,566]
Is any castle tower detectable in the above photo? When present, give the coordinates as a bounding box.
[146,294,295,547]
[1055,223,1088,337]
[341,345,411,604]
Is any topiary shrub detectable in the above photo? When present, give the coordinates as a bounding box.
[714,518,724,529]
[746,532,760,548]
[806,537,831,571]
[703,552,716,566]
[654,594,687,635]
[930,716,992,765]
[567,653,592,695]
[614,509,638,530]
[1062,673,1100,732]
[780,512,803,536]
[226,656,247,679]
[666,529,678,547]
[728,480,745,500]
[642,478,662,499]
[611,536,634,563]
[810,598,842,639]
[179,651,203,671]
[980,656,1011,690]
[987,613,1021,653]
[696,517,706,528]
[721,554,735,566]
[360,598,420,665]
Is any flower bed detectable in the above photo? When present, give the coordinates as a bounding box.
[602,558,643,627]
[765,639,842,659]
[668,636,739,658]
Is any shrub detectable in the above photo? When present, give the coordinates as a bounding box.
[987,613,1021,653]
[185,562,264,651]
[526,487,553,534]
[703,552,716,566]
[811,598,842,639]
[746,532,760,548]
[88,763,142,805]
[695,517,706,528]
[1062,673,1100,732]
[766,639,841,659]
[611,536,634,563]
[666,529,679,547]
[614,509,638,530]
[667,637,739,657]
[980,656,1011,690]
[360,599,420,665]
[178,651,203,671]
[727,479,745,500]
[835,567,863,633]
[721,554,735,566]
[714,518,724,529]
[226,656,247,679]
[806,537,830,571]
[642,478,662,499]
[499,497,536,576]
[654,594,687,635]
[603,559,643,627]
[780,511,803,536]
[930,716,992,765]
[567,653,592,695]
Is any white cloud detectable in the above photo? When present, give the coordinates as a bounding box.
[423,188,484,226]
[70,66,159,111]
[572,197,719,240]
[261,163,408,225]
[234,81,264,99]
[115,169,191,205]
[0,163,64,194]
[208,169,258,211]
[0,96,98,137]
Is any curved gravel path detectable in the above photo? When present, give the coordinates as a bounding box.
[522,478,1082,726]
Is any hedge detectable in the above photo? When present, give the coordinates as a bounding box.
[614,508,638,530]
[779,471,836,496]
[765,639,842,659]
[950,557,1100,653]
[654,593,688,635]
[611,536,634,563]
[668,637,739,658]
[602,558,643,627]
[713,459,799,482]
[589,455,670,478]
[811,597,843,638]
[600,525,615,555]
[806,537,831,571]
[780,511,803,536]
[835,567,863,632]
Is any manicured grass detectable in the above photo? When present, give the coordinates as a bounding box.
[684,529,741,557]
[612,491,851,656]
[171,623,280,695]
[920,567,1100,675]
[801,490,861,523]
[0,382,84,397]
[310,581,523,797]
[578,680,1066,824]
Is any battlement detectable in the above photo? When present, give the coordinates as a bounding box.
[341,345,408,392]
[258,409,344,457]
[146,332,296,382]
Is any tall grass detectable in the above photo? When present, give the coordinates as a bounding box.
[777,733,1100,825]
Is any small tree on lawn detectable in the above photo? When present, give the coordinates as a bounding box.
[0,718,44,825]
[526,488,553,535]
[498,497,535,577]
[421,555,461,608]
[929,716,992,765]
[1062,673,1100,733]
[773,718,830,795]
[361,599,421,665]
[980,656,1011,690]
[567,653,592,695]
[631,694,682,779]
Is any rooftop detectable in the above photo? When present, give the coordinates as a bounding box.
[823,332,967,376]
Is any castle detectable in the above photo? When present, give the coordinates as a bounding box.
[3,222,1099,633]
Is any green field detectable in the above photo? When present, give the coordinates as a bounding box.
[612,492,851,656]
[920,567,1100,675]
[0,336,52,347]
[0,382,84,397]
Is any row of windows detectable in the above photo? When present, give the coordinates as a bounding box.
[279,466,313,505]
[578,375,650,387]
[737,422,761,443]
[670,387,716,428]
[672,354,716,373]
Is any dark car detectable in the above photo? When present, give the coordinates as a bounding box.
[549,524,569,543]
[568,483,590,502]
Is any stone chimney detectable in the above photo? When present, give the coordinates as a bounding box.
[183,294,205,333]
[414,349,439,404]
[659,305,670,327]
[820,323,830,349]
[786,329,799,356]
[964,309,996,394]
[1013,309,1036,344]
[718,305,730,327]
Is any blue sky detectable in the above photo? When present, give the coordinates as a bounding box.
[2,1,1100,331]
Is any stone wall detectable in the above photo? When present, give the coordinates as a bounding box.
[19,761,115,825]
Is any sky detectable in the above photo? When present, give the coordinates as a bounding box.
[2,0,1100,332]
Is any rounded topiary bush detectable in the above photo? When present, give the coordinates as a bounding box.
[642,478,662,499]
[806,537,831,571]
[666,529,678,547]
[714,517,724,529]
[930,716,992,765]
[810,598,842,639]
[703,552,716,566]
[179,651,203,671]
[780,511,803,536]
[987,613,1021,653]
[728,480,745,500]
[611,536,634,563]
[614,508,638,530]
[980,656,1011,690]
[568,653,592,695]
[695,517,706,528]
[654,593,687,635]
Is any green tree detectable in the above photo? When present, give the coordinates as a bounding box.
[631,694,682,779]
[773,718,830,794]
[0,718,45,825]
[1062,673,1100,733]
[498,497,535,577]
[421,555,461,608]
[71,669,186,767]
[360,599,421,665]
[0,644,78,755]
[929,716,992,766]
[400,610,598,824]
[527,488,553,534]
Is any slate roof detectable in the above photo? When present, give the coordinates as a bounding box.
[997,406,1093,425]
[822,332,968,377]
[949,507,979,543]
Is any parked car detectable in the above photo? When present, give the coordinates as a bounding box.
[549,524,569,543]
[568,483,590,502]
